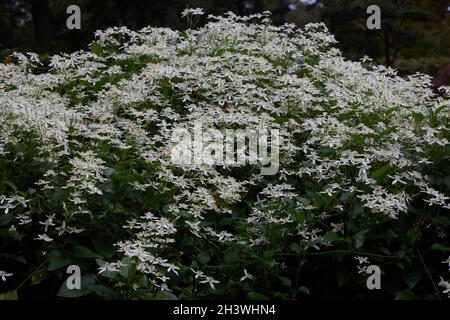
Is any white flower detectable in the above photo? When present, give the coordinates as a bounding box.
[240,269,255,282]
[438,277,450,296]
[98,262,120,274]
[181,8,204,18]
[355,256,369,265]
[190,268,205,279]
[199,276,220,290]
[0,270,13,281]
[35,234,54,242]
[330,222,344,234]
[442,256,450,270]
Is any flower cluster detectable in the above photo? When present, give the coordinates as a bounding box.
[0,11,449,298]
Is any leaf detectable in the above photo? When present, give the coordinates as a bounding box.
[104,167,117,177]
[31,268,49,286]
[352,203,364,217]
[48,250,72,271]
[92,239,116,258]
[339,191,353,201]
[323,231,340,242]
[90,42,103,56]
[290,243,301,254]
[354,229,370,249]
[0,290,18,300]
[223,249,238,265]
[372,165,391,183]
[197,252,210,264]
[247,292,269,300]
[57,275,95,298]
[279,276,292,287]
[401,269,423,290]
[71,246,101,258]
[0,214,13,225]
[0,253,26,264]
[429,243,450,252]
[91,284,118,299]
[395,289,415,300]
[297,286,310,295]
[118,257,131,278]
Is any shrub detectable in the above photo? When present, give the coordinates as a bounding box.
[0,11,449,300]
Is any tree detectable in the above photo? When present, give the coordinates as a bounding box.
[319,0,450,69]
[30,0,51,52]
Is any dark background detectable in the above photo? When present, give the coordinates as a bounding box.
[0,0,449,76]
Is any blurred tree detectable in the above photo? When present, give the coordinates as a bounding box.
[317,0,450,71]
[253,0,264,12]
[0,0,448,77]
[30,0,51,52]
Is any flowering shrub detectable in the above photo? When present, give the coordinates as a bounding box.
[0,11,449,300]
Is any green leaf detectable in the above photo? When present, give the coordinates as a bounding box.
[0,253,26,264]
[57,275,95,298]
[354,229,370,249]
[352,203,364,217]
[197,252,210,264]
[223,249,238,265]
[247,292,269,300]
[401,269,423,290]
[339,191,353,201]
[91,284,118,299]
[0,290,18,300]
[104,167,117,177]
[31,268,50,286]
[92,239,116,258]
[430,243,450,252]
[297,286,310,295]
[395,289,415,300]
[290,243,301,254]
[279,276,292,287]
[372,165,392,183]
[0,214,13,225]
[323,231,340,242]
[90,42,103,56]
[71,246,101,258]
[48,250,72,271]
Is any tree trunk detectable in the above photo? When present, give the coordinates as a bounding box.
[31,0,51,53]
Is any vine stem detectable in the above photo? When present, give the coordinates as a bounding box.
[15,258,49,291]
[306,249,407,259]
[417,250,441,300]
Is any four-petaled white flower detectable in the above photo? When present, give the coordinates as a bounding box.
[181,8,204,18]
[35,234,54,242]
[0,270,13,281]
[355,256,369,265]
[199,276,220,290]
[240,269,255,282]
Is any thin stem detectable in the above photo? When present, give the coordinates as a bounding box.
[307,249,409,259]
[15,258,49,291]
[417,250,441,300]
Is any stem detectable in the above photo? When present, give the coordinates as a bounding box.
[417,250,441,300]
[307,249,408,259]
[15,258,49,291]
